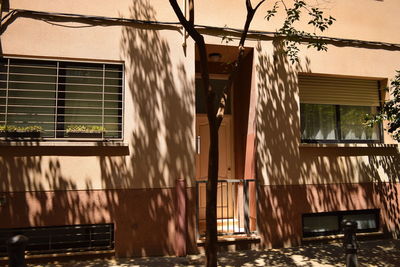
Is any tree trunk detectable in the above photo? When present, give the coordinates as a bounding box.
[205,122,219,267]
[168,2,266,266]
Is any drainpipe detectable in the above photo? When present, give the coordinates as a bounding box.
[0,0,3,23]
[182,0,187,54]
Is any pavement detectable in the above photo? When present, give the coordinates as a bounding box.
[30,239,400,267]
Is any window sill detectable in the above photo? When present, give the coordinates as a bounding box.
[302,231,384,242]
[299,143,398,148]
[0,141,128,147]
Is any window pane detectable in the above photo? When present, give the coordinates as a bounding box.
[343,214,377,230]
[340,105,379,140]
[4,59,57,138]
[303,215,339,235]
[300,103,337,140]
[0,86,5,124]
[59,63,112,138]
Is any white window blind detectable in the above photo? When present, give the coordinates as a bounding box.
[299,75,380,106]
[0,58,123,140]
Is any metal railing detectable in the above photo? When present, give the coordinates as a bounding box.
[195,179,257,237]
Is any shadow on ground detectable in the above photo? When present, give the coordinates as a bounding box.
[31,239,400,267]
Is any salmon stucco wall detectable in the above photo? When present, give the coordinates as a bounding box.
[1,0,196,192]
[1,0,400,257]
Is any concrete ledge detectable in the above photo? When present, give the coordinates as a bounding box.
[0,249,115,264]
[0,141,128,147]
[300,143,398,148]
[302,231,385,243]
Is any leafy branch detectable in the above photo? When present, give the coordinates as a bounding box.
[365,71,400,141]
[265,0,336,63]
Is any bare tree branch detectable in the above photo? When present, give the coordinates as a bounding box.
[254,0,267,11]
[169,0,201,42]
[246,0,253,11]
[169,0,213,118]
[216,0,266,127]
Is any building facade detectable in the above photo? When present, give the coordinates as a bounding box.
[0,0,399,258]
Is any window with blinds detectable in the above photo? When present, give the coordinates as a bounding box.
[299,74,382,143]
[0,58,123,140]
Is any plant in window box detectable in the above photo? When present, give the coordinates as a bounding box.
[0,125,6,138]
[0,125,42,139]
[66,125,106,139]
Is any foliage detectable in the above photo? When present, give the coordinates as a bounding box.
[365,71,400,141]
[0,125,43,132]
[66,125,106,133]
[265,0,335,63]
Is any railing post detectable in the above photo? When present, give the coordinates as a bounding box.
[343,220,358,267]
[7,235,28,267]
[243,180,250,235]
[195,181,200,240]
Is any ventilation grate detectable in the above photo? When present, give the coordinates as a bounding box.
[0,223,114,256]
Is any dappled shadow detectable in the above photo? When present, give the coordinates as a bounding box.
[255,39,400,249]
[1,0,400,263]
[1,0,195,260]
[0,151,112,230]
[29,239,400,266]
[97,0,195,257]
[256,40,311,247]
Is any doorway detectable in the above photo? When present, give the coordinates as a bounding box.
[194,44,254,235]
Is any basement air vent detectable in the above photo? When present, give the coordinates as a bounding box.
[0,223,114,256]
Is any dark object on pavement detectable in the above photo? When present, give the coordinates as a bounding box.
[343,220,358,267]
[7,235,28,267]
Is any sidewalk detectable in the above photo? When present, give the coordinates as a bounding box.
[31,239,400,267]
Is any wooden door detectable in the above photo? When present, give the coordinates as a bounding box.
[196,115,234,221]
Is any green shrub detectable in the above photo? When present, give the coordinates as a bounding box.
[66,125,106,133]
[0,125,42,132]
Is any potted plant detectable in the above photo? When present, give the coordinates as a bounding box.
[66,125,106,139]
[0,125,6,138]
[0,125,42,139]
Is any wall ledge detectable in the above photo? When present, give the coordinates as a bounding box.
[0,141,129,147]
[300,143,398,148]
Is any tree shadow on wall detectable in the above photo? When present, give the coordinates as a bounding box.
[256,40,312,248]
[0,0,195,260]
[365,146,400,238]
[255,39,400,263]
[98,0,195,257]
[0,146,113,240]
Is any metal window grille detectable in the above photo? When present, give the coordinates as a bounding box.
[0,58,123,141]
[0,224,114,256]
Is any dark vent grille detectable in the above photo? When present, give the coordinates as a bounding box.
[0,224,114,256]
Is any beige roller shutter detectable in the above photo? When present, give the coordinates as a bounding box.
[299,75,380,106]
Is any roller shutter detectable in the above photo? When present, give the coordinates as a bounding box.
[299,75,380,106]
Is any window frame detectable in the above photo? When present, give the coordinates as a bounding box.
[302,209,380,238]
[300,78,384,144]
[0,56,125,142]
[301,104,384,144]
